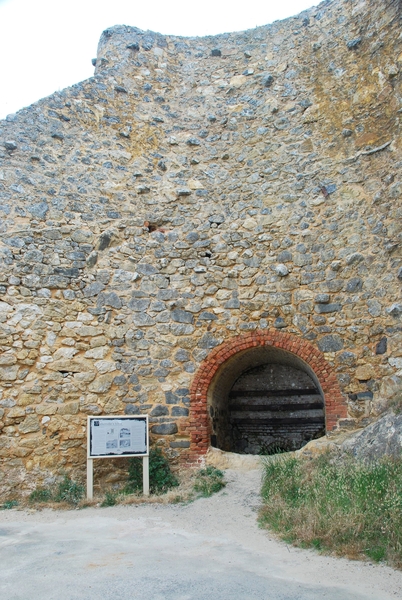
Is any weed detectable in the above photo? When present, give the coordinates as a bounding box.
[388,391,402,415]
[29,488,52,503]
[193,466,226,497]
[54,475,85,506]
[126,447,179,495]
[1,500,18,510]
[101,491,117,507]
[259,452,402,568]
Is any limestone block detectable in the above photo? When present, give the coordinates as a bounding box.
[355,364,375,381]
[94,360,116,374]
[88,374,114,393]
[0,365,19,381]
[0,353,17,366]
[36,404,58,415]
[18,415,40,434]
[7,406,26,418]
[57,402,79,415]
[49,359,93,372]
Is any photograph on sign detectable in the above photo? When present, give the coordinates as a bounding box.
[89,416,148,458]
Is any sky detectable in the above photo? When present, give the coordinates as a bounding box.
[0,0,318,119]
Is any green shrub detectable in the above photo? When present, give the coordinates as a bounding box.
[193,466,226,497]
[260,452,402,568]
[29,488,52,503]
[101,490,117,507]
[126,447,179,495]
[54,475,85,505]
[1,500,18,510]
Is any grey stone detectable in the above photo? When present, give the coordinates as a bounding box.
[128,298,150,311]
[275,264,289,277]
[151,422,178,435]
[199,333,221,349]
[27,202,49,219]
[318,334,344,352]
[337,351,357,366]
[175,349,190,362]
[137,263,158,275]
[98,232,113,251]
[171,309,193,324]
[315,303,341,314]
[63,290,76,300]
[151,405,169,416]
[277,250,292,262]
[375,337,387,355]
[176,388,190,397]
[262,74,274,87]
[171,406,189,416]
[133,313,155,326]
[83,282,105,297]
[386,303,402,317]
[170,440,190,448]
[186,232,199,243]
[42,275,69,289]
[54,268,79,278]
[347,37,362,49]
[274,317,287,329]
[341,412,402,460]
[72,229,93,243]
[4,141,17,151]
[346,252,364,265]
[87,252,98,267]
[225,297,240,309]
[98,292,122,309]
[170,323,194,336]
[198,311,217,320]
[346,278,362,292]
[315,294,330,304]
[268,293,291,306]
[342,128,353,137]
[124,404,140,415]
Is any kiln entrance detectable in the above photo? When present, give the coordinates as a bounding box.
[208,346,325,455]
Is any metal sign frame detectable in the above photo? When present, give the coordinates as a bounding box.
[86,415,149,499]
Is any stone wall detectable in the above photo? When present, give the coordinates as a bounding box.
[0,0,401,496]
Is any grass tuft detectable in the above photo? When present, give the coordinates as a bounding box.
[193,466,226,497]
[259,452,402,568]
[101,491,117,507]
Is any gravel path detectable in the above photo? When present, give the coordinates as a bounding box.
[0,468,401,600]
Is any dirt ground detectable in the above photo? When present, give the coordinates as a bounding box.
[0,468,401,600]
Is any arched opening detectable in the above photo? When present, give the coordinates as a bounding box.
[189,331,347,461]
[208,346,325,454]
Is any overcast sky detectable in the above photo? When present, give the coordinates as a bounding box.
[0,0,317,119]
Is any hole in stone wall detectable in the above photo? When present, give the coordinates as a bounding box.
[145,222,158,233]
[208,346,325,455]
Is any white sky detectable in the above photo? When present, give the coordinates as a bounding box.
[0,0,317,119]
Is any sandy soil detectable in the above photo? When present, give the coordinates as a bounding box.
[0,468,401,600]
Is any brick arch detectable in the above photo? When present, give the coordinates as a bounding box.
[189,329,347,461]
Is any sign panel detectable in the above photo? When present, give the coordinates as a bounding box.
[88,415,148,458]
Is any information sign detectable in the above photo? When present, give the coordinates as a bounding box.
[88,416,148,458]
[86,415,149,499]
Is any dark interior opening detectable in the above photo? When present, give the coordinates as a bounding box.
[208,346,325,455]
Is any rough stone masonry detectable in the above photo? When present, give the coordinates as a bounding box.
[0,0,401,496]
